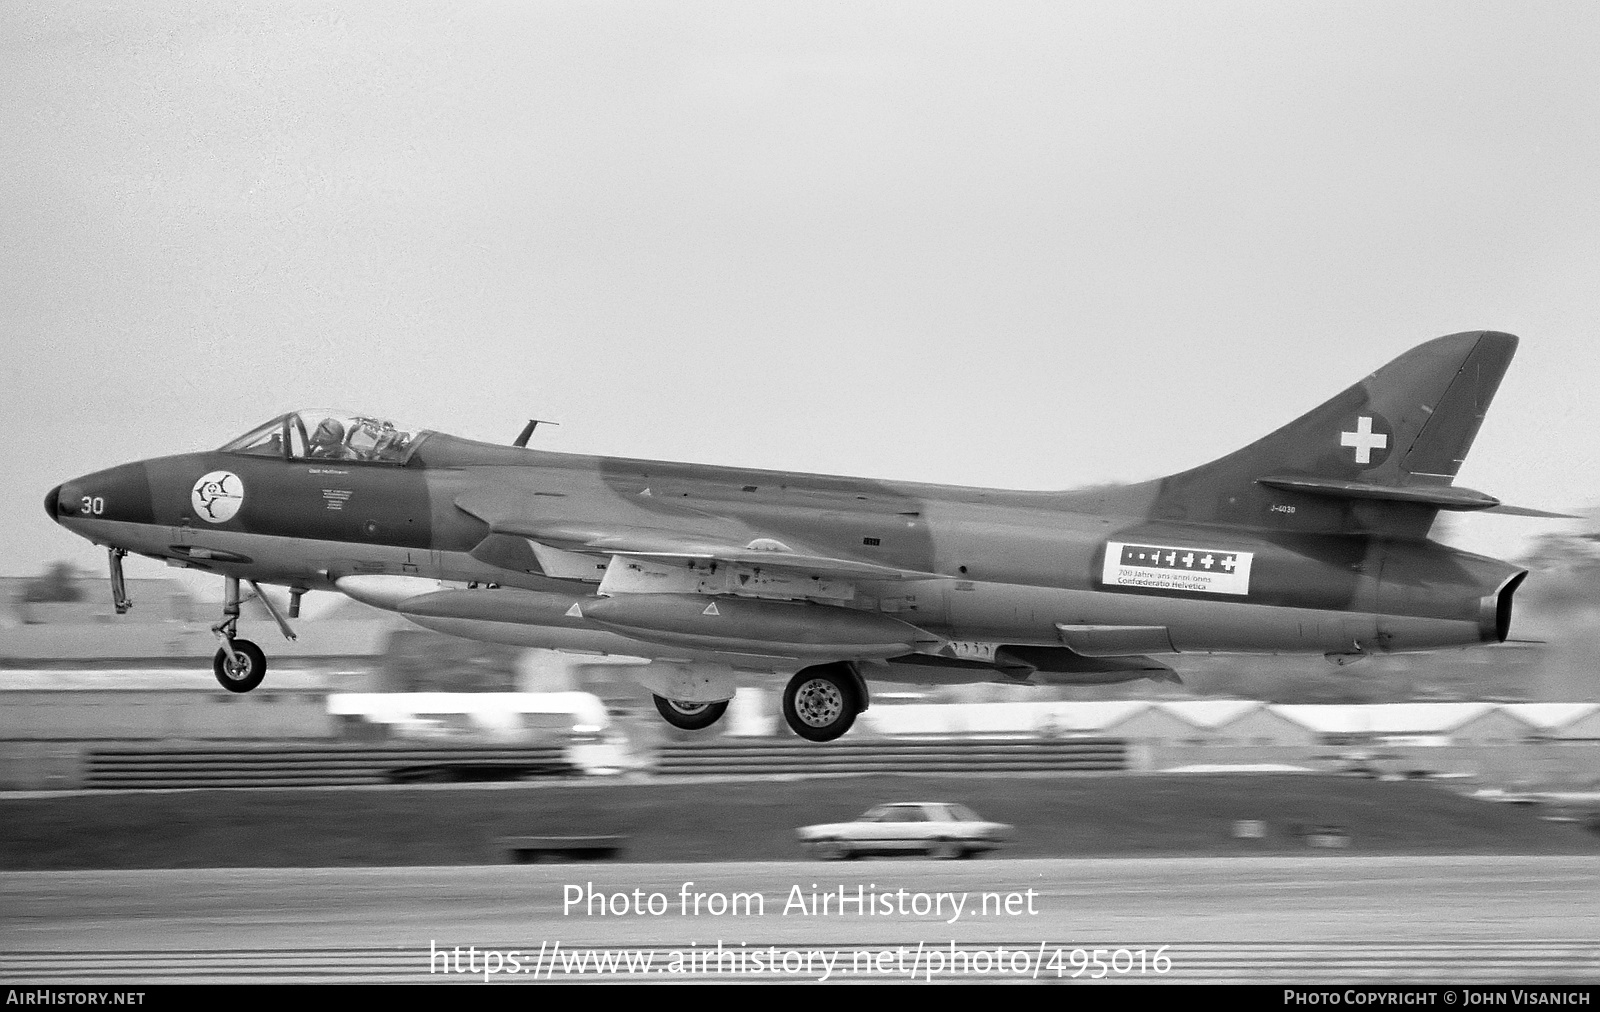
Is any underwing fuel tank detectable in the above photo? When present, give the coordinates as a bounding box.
[581,593,937,659]
[333,576,937,660]
[334,576,588,624]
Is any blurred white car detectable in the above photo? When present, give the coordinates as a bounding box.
[796,802,1013,860]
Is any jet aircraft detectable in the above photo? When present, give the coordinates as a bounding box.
[47,332,1554,741]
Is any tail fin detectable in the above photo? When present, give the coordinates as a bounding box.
[1150,331,1518,538]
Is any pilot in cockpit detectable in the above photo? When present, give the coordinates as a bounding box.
[308,417,349,459]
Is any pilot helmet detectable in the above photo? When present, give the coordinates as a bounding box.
[313,417,346,446]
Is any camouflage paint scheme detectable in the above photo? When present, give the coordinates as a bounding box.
[46,332,1534,741]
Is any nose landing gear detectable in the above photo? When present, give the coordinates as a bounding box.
[213,637,267,693]
[210,576,296,693]
[107,548,133,615]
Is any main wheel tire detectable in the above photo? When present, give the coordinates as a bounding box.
[213,639,266,693]
[782,665,860,742]
[928,840,963,861]
[653,695,729,731]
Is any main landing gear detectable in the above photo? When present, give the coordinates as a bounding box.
[210,576,297,693]
[647,661,868,742]
[782,662,866,742]
[653,695,730,730]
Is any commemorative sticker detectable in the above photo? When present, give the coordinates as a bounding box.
[1101,542,1253,596]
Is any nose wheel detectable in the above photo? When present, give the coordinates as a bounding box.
[209,576,294,693]
[213,639,266,692]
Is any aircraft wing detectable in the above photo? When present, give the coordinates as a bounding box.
[454,488,942,583]
[505,519,929,581]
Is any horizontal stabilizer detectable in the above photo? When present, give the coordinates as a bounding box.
[1255,476,1574,518]
[1486,504,1580,519]
[1255,476,1502,511]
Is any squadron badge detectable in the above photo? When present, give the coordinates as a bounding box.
[191,471,245,524]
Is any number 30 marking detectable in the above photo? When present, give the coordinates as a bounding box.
[80,496,105,515]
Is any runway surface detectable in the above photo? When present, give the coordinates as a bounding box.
[4,856,1598,983]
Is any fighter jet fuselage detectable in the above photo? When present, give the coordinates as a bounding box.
[46,332,1538,741]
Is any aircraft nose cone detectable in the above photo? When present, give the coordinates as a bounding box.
[48,464,156,527]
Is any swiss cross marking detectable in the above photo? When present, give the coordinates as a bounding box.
[1341,416,1389,465]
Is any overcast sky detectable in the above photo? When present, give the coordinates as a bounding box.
[4,1,1597,590]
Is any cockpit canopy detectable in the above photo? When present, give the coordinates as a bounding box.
[220,410,424,464]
